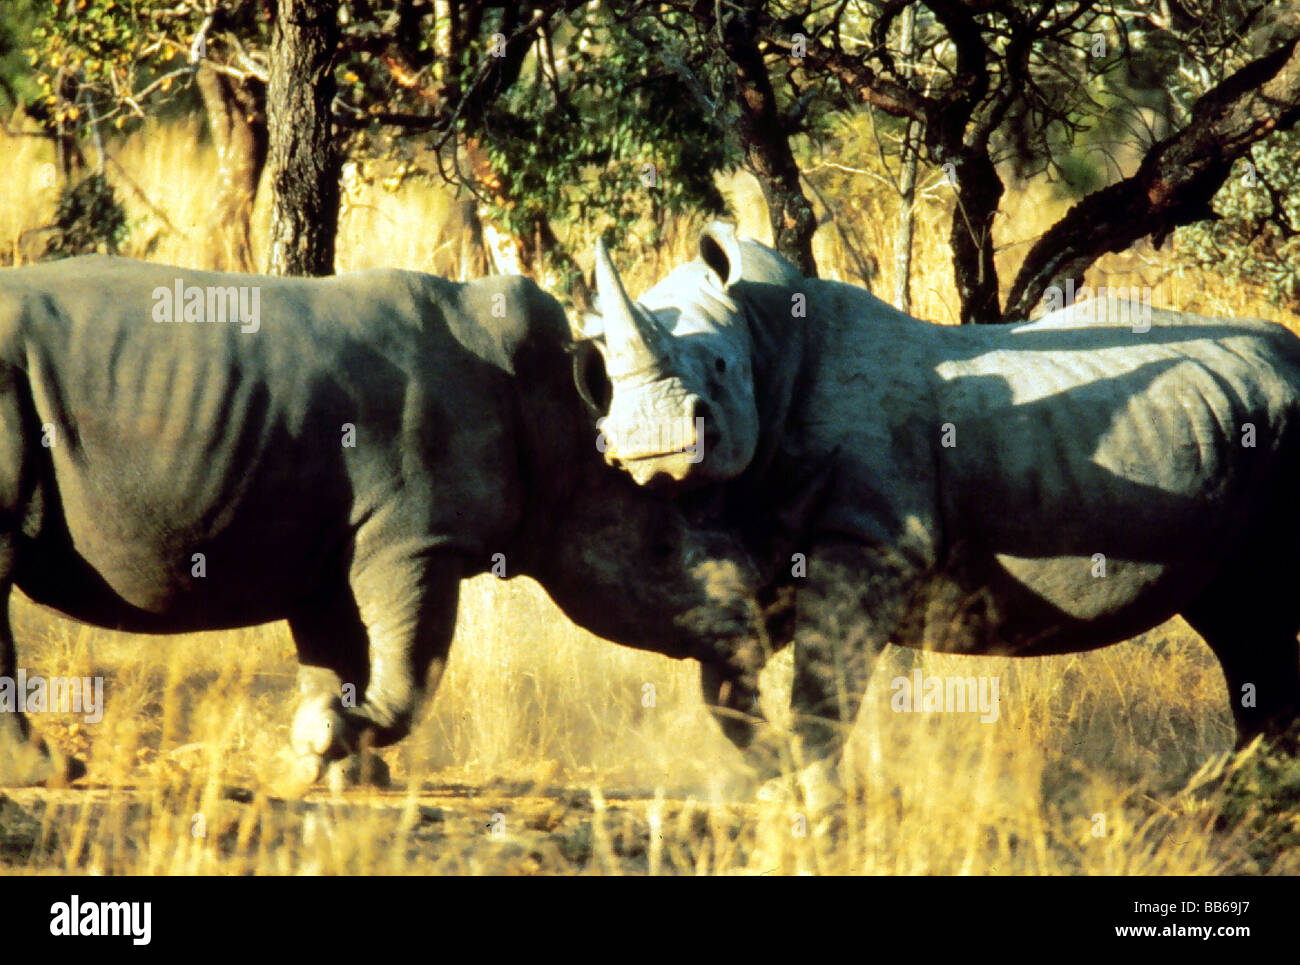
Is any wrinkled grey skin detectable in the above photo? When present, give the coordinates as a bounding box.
[593,226,1300,781]
[0,255,765,788]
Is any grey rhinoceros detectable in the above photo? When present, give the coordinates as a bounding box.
[0,255,766,788]
[584,222,1300,789]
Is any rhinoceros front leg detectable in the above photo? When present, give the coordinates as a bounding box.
[287,553,461,789]
[287,587,375,789]
[700,659,768,754]
[778,540,913,808]
[700,584,798,780]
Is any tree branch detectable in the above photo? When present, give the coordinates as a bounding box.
[1005,32,1300,320]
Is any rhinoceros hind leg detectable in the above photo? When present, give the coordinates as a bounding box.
[0,574,86,787]
[0,728,86,787]
[1183,600,1300,755]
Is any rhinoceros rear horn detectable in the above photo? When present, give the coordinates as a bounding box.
[700,222,744,288]
[594,239,667,376]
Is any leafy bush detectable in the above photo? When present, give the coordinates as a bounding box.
[43,172,127,259]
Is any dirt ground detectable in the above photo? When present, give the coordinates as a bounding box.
[1,780,843,875]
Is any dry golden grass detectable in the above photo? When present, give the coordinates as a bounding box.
[1,119,1298,876]
[5,583,1293,875]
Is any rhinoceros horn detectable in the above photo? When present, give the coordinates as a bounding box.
[595,239,669,377]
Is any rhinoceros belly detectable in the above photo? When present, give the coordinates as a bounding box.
[896,542,1203,657]
[14,428,353,633]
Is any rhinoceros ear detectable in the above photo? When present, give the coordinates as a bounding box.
[572,339,612,414]
[700,222,744,289]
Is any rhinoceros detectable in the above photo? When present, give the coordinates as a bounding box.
[0,255,766,788]
[584,222,1300,788]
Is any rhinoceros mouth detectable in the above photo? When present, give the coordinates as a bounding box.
[602,415,704,462]
[613,443,699,463]
[614,454,714,490]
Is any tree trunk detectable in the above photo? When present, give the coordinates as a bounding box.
[893,127,920,314]
[717,1,818,277]
[196,63,267,272]
[267,0,340,277]
[947,149,1004,324]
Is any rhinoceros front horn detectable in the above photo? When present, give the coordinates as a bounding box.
[595,239,667,377]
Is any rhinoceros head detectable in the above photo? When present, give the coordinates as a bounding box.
[578,223,762,488]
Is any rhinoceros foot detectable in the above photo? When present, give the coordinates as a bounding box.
[0,733,85,788]
[280,693,346,794]
[756,758,843,815]
[325,752,391,793]
[740,727,792,783]
[291,692,346,761]
[287,694,392,791]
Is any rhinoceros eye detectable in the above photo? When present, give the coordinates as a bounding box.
[715,357,727,374]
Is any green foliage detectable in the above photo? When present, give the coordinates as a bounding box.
[1175,128,1300,311]
[337,4,738,292]
[24,0,227,132]
[20,0,1294,307]
[327,4,741,293]
[0,0,45,114]
[19,0,742,290]
[43,172,128,258]
[485,8,733,251]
